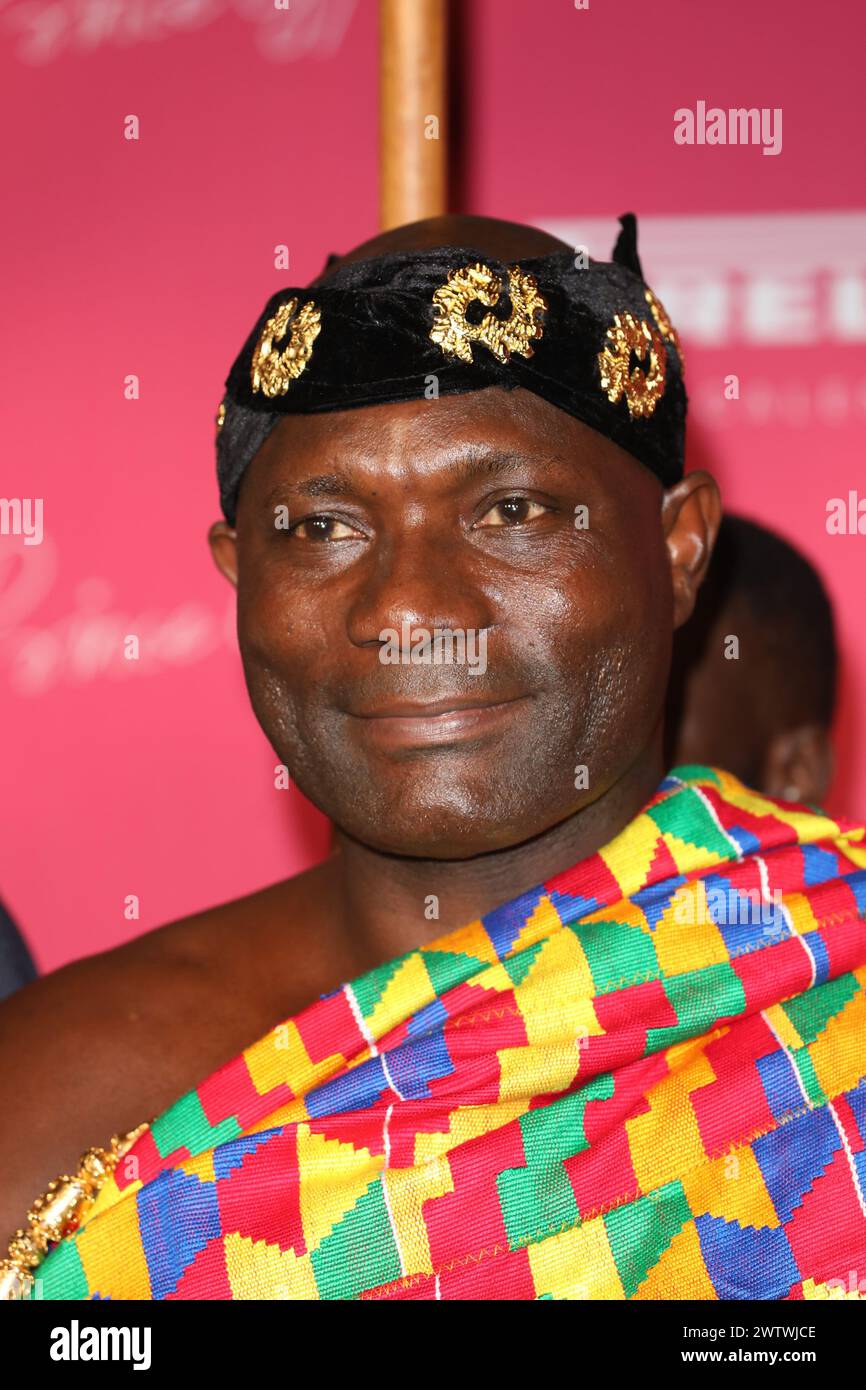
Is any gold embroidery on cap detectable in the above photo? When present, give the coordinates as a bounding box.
[597,312,667,419]
[644,287,685,373]
[250,298,322,398]
[215,400,226,433]
[429,263,547,365]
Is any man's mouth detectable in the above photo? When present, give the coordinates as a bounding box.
[346,694,529,747]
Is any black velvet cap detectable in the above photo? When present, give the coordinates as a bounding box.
[215,214,686,523]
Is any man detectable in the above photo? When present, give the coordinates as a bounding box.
[667,514,837,805]
[2,214,865,1301]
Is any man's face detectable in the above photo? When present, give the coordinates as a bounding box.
[226,386,675,859]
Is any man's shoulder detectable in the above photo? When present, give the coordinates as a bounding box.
[0,865,333,1249]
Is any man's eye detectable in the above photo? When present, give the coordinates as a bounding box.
[289,515,363,541]
[474,496,550,528]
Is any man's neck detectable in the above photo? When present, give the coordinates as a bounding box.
[325,737,666,974]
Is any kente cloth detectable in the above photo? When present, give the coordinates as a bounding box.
[215,215,687,524]
[33,766,866,1301]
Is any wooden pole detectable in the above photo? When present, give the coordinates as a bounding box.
[379,0,447,230]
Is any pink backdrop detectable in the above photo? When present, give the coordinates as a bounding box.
[2,0,864,973]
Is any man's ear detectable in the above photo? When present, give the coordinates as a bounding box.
[761,724,834,807]
[208,520,238,587]
[660,470,722,630]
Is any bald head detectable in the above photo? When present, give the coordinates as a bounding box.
[310,214,572,285]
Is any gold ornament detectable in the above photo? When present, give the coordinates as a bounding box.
[644,287,685,373]
[597,312,667,419]
[0,1123,150,1301]
[215,400,226,433]
[250,298,322,398]
[429,262,547,364]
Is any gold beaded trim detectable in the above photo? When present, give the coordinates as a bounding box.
[644,286,685,374]
[597,311,667,419]
[429,262,547,365]
[0,1123,150,1301]
[250,298,322,398]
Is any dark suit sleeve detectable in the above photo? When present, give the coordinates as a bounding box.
[0,897,37,1001]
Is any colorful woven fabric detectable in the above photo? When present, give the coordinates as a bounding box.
[33,766,866,1300]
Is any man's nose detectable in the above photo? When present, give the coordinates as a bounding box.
[345,529,495,648]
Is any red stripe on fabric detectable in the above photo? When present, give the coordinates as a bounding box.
[783,1144,866,1290]
[216,1127,306,1256]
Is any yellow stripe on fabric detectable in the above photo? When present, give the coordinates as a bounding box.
[241,1097,308,1132]
[681,1144,780,1228]
[77,1195,152,1299]
[528,1213,623,1300]
[808,983,866,1100]
[801,1276,866,1299]
[498,1041,584,1102]
[720,781,842,847]
[512,928,599,1047]
[297,1121,381,1252]
[627,1036,719,1193]
[651,882,729,976]
[245,1020,347,1104]
[381,1156,454,1275]
[423,917,499,966]
[223,1231,319,1300]
[413,1098,530,1164]
[836,838,866,869]
[364,952,437,1039]
[581,896,649,933]
[783,890,822,936]
[762,1001,805,1051]
[249,1044,379,1133]
[599,811,662,899]
[659,829,729,878]
[461,960,521,996]
[77,1172,128,1230]
[177,1149,216,1186]
[632,1219,717,1300]
[507,892,566,958]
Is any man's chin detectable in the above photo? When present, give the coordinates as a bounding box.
[331,789,567,862]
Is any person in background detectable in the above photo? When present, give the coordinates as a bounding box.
[0,899,37,1002]
[666,514,837,806]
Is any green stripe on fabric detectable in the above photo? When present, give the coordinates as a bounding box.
[34,1234,89,1300]
[350,953,409,1017]
[501,938,546,987]
[791,1046,826,1107]
[151,1090,241,1159]
[572,916,658,995]
[781,971,861,1046]
[650,963,747,1053]
[499,1158,580,1250]
[604,1180,692,1298]
[310,1178,402,1299]
[422,948,488,997]
[647,786,733,858]
[499,1078,614,1249]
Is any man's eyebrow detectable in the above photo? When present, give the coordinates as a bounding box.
[449,448,540,482]
[297,472,356,498]
[262,450,561,509]
[264,473,356,506]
